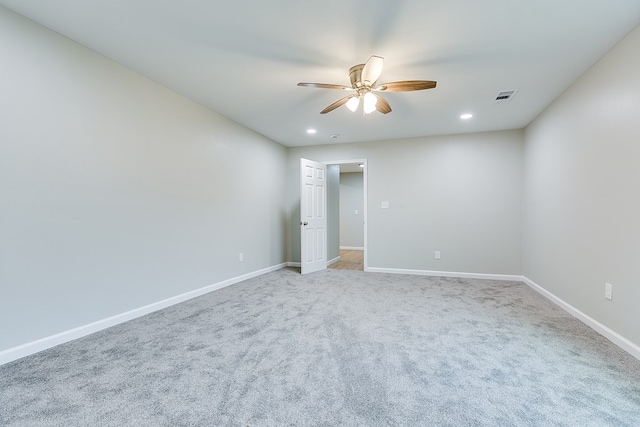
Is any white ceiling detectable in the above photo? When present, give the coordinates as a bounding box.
[2,0,639,147]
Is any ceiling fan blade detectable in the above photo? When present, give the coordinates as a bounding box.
[373,94,392,114]
[373,80,437,92]
[320,95,355,114]
[361,55,384,86]
[297,82,352,90]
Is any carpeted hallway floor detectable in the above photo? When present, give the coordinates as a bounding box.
[1,268,639,426]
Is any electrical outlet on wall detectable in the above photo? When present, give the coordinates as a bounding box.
[239,253,244,262]
[605,283,613,300]
[435,251,441,260]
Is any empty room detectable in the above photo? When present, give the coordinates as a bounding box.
[1,1,639,426]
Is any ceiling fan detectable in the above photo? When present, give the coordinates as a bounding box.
[297,55,437,115]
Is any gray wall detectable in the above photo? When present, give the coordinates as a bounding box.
[339,173,364,248]
[0,7,287,352]
[288,130,524,274]
[523,25,640,346]
[326,165,340,262]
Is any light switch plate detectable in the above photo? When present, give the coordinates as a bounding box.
[381,201,389,209]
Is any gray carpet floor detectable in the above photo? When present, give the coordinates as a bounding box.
[1,268,639,426]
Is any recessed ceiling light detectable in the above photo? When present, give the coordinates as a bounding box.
[460,113,473,119]
[306,129,317,134]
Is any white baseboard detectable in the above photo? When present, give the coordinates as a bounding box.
[365,266,522,282]
[5,265,636,366]
[340,246,364,251]
[0,263,287,366]
[327,256,340,266]
[522,276,640,361]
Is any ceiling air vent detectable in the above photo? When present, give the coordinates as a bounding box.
[494,90,517,104]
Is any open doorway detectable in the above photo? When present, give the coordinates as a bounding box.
[325,160,366,271]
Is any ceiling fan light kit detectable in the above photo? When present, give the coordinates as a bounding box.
[363,92,377,114]
[298,55,436,115]
[346,96,359,112]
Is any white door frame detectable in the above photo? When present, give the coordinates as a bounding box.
[323,159,368,271]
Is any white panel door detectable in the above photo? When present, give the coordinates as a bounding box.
[300,158,327,275]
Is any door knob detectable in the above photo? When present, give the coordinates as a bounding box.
[300,221,308,226]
